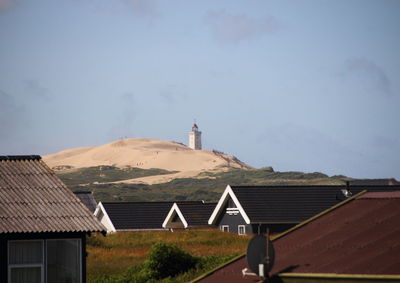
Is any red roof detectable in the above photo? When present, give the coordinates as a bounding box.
[270,191,400,275]
[195,191,400,282]
[192,123,198,130]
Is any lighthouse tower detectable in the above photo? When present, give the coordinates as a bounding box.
[188,123,202,150]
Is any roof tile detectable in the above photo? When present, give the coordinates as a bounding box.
[231,185,399,223]
[0,156,105,234]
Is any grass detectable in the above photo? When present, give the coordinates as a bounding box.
[87,229,250,282]
[58,165,177,187]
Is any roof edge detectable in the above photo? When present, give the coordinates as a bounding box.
[0,229,104,235]
[272,190,368,242]
[278,273,400,280]
[208,185,251,225]
[94,202,116,233]
[189,254,245,283]
[0,155,41,161]
[162,203,189,228]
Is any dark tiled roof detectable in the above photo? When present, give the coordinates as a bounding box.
[349,178,400,186]
[102,201,202,230]
[195,191,400,282]
[74,191,97,213]
[0,156,105,234]
[177,203,216,226]
[231,185,398,223]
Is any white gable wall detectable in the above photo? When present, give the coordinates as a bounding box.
[208,185,251,225]
[94,202,116,233]
[162,203,188,228]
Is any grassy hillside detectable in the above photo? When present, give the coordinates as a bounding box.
[57,165,177,186]
[57,166,349,202]
[87,229,249,283]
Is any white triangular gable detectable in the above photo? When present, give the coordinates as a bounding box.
[162,203,189,228]
[94,202,117,233]
[208,185,251,225]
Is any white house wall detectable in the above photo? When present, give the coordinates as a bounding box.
[94,202,116,233]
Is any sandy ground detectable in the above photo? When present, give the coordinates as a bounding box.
[107,170,218,185]
[43,138,251,184]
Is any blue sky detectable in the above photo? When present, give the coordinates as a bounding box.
[1,0,399,179]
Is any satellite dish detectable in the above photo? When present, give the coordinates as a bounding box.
[246,234,275,276]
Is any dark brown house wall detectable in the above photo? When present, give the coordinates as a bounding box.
[0,238,6,283]
[0,232,87,283]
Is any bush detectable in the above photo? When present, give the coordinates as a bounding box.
[144,241,199,279]
[87,233,104,247]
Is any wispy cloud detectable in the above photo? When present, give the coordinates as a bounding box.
[371,135,399,150]
[124,0,158,18]
[159,84,188,106]
[0,0,13,11]
[341,57,392,97]
[257,123,362,175]
[0,89,25,140]
[205,10,280,44]
[23,80,50,100]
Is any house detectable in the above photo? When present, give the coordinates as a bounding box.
[348,178,400,186]
[194,190,400,282]
[74,191,97,213]
[162,202,216,230]
[208,184,399,235]
[94,201,205,232]
[0,155,106,283]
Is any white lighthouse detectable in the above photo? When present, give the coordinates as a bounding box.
[188,123,202,150]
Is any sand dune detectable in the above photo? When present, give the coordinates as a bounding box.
[108,170,216,185]
[43,138,252,182]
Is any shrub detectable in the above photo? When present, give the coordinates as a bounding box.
[144,241,198,279]
[86,233,104,247]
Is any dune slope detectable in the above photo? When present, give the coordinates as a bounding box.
[43,138,252,183]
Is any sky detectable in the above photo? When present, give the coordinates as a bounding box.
[1,0,399,179]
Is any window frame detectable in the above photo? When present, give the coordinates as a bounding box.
[8,240,45,283]
[7,238,82,283]
[97,209,104,222]
[221,225,229,232]
[238,225,246,235]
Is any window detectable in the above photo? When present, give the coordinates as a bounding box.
[238,225,246,235]
[47,239,81,283]
[221,225,229,232]
[8,239,81,283]
[171,213,182,223]
[8,240,44,283]
[97,209,104,222]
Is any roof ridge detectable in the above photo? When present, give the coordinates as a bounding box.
[102,201,176,204]
[231,185,400,188]
[0,155,41,161]
[102,201,205,204]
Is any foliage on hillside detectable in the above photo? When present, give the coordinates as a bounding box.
[87,230,249,283]
[57,166,349,202]
[58,165,177,186]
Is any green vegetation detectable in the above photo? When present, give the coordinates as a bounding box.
[87,230,249,283]
[58,165,177,186]
[57,166,349,202]
[144,242,199,279]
